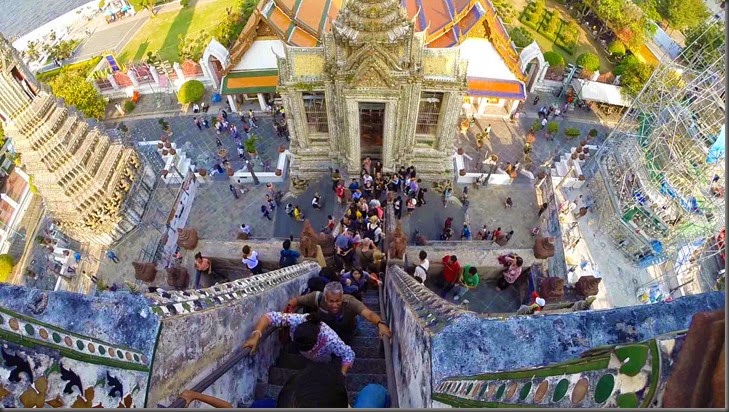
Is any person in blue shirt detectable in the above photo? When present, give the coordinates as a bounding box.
[461,223,472,240]
[279,239,301,268]
[348,178,360,192]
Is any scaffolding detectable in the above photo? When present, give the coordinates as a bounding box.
[589,21,726,295]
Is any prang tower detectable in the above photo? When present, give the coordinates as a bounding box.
[0,35,155,245]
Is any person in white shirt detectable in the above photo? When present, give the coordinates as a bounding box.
[362,173,373,186]
[239,224,251,239]
[413,250,429,283]
[241,245,262,274]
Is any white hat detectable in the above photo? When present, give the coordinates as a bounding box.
[535,297,546,307]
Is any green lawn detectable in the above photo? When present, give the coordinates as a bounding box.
[118,0,239,64]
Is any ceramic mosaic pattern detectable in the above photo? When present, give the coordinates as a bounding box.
[0,307,152,408]
[0,307,148,370]
[432,336,677,408]
[147,261,319,318]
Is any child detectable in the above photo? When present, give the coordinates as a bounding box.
[285,203,294,217]
[504,197,513,208]
[293,205,304,221]
[312,193,322,210]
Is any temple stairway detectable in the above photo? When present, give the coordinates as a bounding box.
[254,288,389,405]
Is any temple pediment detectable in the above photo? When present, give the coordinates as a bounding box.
[343,43,403,73]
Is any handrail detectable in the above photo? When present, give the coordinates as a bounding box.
[165,328,275,408]
[378,284,399,408]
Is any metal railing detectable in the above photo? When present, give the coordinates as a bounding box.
[378,283,399,408]
[164,328,275,408]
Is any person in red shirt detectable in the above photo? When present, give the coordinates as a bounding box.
[439,255,461,298]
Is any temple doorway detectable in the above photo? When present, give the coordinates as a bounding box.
[359,102,385,162]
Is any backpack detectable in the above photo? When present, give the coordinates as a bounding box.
[279,251,297,268]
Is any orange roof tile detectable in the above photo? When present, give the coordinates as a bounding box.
[423,0,453,34]
[323,0,341,33]
[267,5,294,35]
[276,0,297,14]
[451,0,473,15]
[458,2,485,35]
[467,77,526,99]
[428,30,458,48]
[403,0,421,31]
[289,26,319,47]
[297,0,328,34]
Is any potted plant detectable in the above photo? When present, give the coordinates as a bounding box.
[546,121,559,136]
[158,118,172,136]
[588,128,598,141]
[157,142,164,149]
[565,128,581,139]
[244,135,260,156]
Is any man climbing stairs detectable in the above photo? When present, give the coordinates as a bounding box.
[255,288,390,405]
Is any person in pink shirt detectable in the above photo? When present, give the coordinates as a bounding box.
[242,312,355,375]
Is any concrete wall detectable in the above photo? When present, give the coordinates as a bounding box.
[146,262,317,407]
[404,245,535,282]
[384,265,435,408]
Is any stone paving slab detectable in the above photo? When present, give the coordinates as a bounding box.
[70,16,149,63]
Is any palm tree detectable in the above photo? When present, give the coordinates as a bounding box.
[139,0,157,16]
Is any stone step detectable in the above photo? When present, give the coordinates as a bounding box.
[258,382,360,405]
[267,367,388,392]
[276,353,386,373]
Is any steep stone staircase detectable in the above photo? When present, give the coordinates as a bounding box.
[255,288,389,405]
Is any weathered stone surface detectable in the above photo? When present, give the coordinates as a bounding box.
[405,246,535,281]
[430,291,725,385]
[662,310,725,408]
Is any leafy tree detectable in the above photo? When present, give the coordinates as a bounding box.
[664,0,710,31]
[620,62,655,96]
[613,54,640,75]
[178,31,209,62]
[0,254,15,282]
[682,22,725,69]
[576,52,600,71]
[510,27,534,48]
[543,51,565,67]
[25,41,40,62]
[48,71,107,120]
[178,80,205,104]
[608,40,626,56]
[0,122,5,148]
[634,0,662,22]
[44,39,77,63]
[136,0,157,16]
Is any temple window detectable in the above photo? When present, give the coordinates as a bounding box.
[415,92,443,135]
[302,92,328,133]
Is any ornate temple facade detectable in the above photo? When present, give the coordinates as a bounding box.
[0,36,155,245]
[277,0,468,179]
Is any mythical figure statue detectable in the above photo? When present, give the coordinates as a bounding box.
[540,276,565,300]
[299,220,319,257]
[575,275,601,297]
[533,236,556,259]
[133,262,157,283]
[388,221,407,259]
[166,266,190,290]
[177,228,198,250]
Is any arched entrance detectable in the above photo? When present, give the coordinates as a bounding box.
[202,38,230,90]
[519,41,546,93]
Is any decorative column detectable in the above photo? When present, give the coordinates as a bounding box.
[257,93,267,111]
[127,69,140,87]
[149,65,161,86]
[107,74,119,90]
[227,95,238,113]
[382,101,397,171]
[537,62,550,83]
[173,62,186,82]
[345,99,360,174]
[437,91,463,153]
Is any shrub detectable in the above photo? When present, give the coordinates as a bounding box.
[180,0,190,7]
[576,52,600,71]
[545,13,562,35]
[510,27,534,48]
[543,51,565,67]
[614,54,640,75]
[608,40,626,57]
[123,100,135,113]
[588,128,599,138]
[547,121,559,134]
[565,127,581,138]
[0,254,15,282]
[178,80,205,104]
